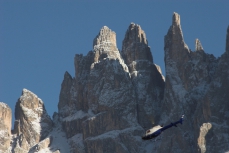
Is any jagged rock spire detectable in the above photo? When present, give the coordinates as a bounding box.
[13,89,53,151]
[195,38,204,51]
[226,25,229,53]
[93,26,118,51]
[122,23,153,66]
[172,12,181,26]
[164,12,190,63]
[166,12,186,46]
[92,26,124,63]
[58,71,75,118]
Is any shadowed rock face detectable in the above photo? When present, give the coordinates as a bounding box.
[122,23,165,128]
[58,71,76,118]
[0,102,12,152]
[122,23,153,66]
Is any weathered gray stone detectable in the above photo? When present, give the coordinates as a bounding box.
[122,23,153,66]
[12,89,53,151]
[93,26,118,53]
[0,102,12,152]
[58,71,76,118]
[58,26,145,152]
[195,39,204,51]
[198,123,212,153]
[5,12,229,153]
[122,23,165,128]
[29,136,52,153]
[157,12,229,153]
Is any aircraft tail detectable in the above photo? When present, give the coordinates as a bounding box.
[179,115,184,124]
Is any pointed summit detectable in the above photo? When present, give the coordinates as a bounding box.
[13,89,53,150]
[92,26,126,63]
[93,26,118,51]
[124,23,148,45]
[195,39,204,51]
[122,23,153,65]
[226,25,229,53]
[172,12,181,26]
[164,12,189,63]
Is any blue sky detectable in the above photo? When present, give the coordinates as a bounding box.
[1,1,229,123]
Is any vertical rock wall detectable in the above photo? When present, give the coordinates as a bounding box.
[12,89,53,152]
[157,12,229,153]
[122,23,165,127]
[58,25,165,152]
[2,12,229,153]
[0,102,12,152]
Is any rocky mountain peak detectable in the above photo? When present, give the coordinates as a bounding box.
[122,22,153,68]
[158,13,229,153]
[93,26,118,52]
[195,38,204,51]
[3,12,229,153]
[91,26,127,65]
[58,71,75,118]
[12,88,53,151]
[126,23,148,45]
[226,25,229,52]
[0,102,12,152]
[172,12,180,26]
[164,12,190,65]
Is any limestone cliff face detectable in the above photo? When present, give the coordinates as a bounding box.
[122,23,153,65]
[12,89,53,152]
[2,12,229,153]
[0,102,12,152]
[58,71,76,118]
[122,23,165,128]
[157,12,229,153]
[59,26,141,152]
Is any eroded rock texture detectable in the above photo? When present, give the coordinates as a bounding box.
[3,12,229,153]
[157,12,229,153]
[122,23,165,128]
[198,123,212,153]
[0,102,12,152]
[12,89,53,152]
[57,25,164,152]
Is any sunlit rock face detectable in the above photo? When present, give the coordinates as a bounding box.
[198,123,212,153]
[0,102,12,152]
[4,12,229,153]
[157,12,229,153]
[57,25,165,152]
[59,26,140,152]
[12,89,53,152]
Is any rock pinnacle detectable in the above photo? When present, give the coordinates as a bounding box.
[172,12,180,26]
[122,23,153,65]
[93,26,118,51]
[195,39,204,51]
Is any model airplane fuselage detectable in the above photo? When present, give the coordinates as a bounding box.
[142,115,184,140]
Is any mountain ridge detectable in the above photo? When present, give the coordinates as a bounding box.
[1,12,229,153]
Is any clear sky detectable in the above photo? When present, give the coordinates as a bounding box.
[1,1,229,124]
